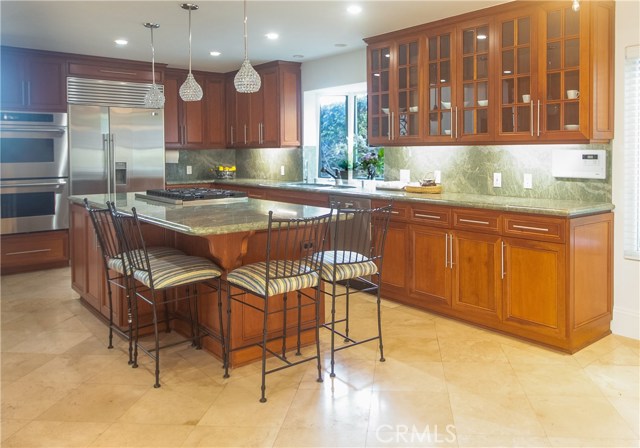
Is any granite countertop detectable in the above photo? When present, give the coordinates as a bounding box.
[206,179,614,218]
[70,193,331,236]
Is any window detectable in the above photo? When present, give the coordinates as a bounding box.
[318,93,383,179]
[624,44,640,260]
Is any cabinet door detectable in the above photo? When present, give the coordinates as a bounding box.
[380,220,409,298]
[163,75,181,146]
[409,225,451,307]
[235,91,251,146]
[502,237,565,339]
[394,38,421,143]
[26,55,66,112]
[497,9,538,140]
[86,219,104,312]
[451,230,502,322]
[205,76,226,148]
[0,51,27,110]
[260,67,279,147]
[539,3,588,140]
[225,78,237,147]
[457,18,493,142]
[425,28,457,141]
[183,73,206,147]
[249,81,264,146]
[368,43,393,145]
[70,204,88,295]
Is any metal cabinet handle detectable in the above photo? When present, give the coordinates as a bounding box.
[449,233,454,268]
[444,233,448,268]
[26,81,32,105]
[5,248,51,256]
[512,224,549,232]
[501,241,505,279]
[459,218,490,225]
[454,106,458,139]
[244,125,247,144]
[3,127,65,134]
[230,126,234,145]
[0,181,66,188]
[537,100,541,137]
[530,100,534,137]
[415,213,441,220]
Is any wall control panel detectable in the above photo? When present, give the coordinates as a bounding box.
[551,149,606,179]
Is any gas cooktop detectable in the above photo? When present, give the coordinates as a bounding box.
[135,188,249,205]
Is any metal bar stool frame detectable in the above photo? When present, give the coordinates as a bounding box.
[108,202,225,388]
[319,203,392,377]
[223,210,333,402]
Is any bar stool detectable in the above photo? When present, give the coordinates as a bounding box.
[109,203,225,388]
[317,203,392,377]
[223,210,333,402]
[83,198,184,364]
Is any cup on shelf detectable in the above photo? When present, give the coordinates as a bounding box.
[441,101,451,109]
[477,100,488,107]
[444,129,451,135]
[564,124,579,131]
[522,94,531,103]
[566,90,580,99]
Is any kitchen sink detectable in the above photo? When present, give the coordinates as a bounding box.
[284,182,333,188]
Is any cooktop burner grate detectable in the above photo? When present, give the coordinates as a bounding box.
[135,188,249,205]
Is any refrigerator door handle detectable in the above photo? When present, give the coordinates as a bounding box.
[109,133,116,195]
[103,133,111,195]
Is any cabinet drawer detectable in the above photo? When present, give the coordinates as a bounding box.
[373,200,409,221]
[410,205,451,228]
[1,230,69,273]
[503,214,566,243]
[453,209,501,234]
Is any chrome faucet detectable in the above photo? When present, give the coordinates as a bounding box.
[321,165,342,185]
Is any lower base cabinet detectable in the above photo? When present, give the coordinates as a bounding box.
[1,230,69,275]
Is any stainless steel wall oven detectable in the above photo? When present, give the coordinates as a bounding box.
[0,111,69,234]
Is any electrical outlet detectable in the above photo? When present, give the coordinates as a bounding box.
[186,165,192,175]
[434,170,442,184]
[280,165,285,176]
[493,172,502,188]
[524,173,533,189]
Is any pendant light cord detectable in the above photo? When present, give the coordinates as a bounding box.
[150,26,156,84]
[243,0,249,60]
[188,7,193,73]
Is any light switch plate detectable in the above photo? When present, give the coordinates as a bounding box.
[493,172,502,188]
[524,173,533,189]
[186,165,192,175]
[434,170,441,184]
[280,165,285,176]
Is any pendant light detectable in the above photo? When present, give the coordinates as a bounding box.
[143,23,165,109]
[234,0,261,93]
[179,3,203,101]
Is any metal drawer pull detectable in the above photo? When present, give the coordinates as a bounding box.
[415,213,441,220]
[459,218,490,225]
[501,241,505,279]
[444,233,448,268]
[513,224,549,232]
[6,248,52,256]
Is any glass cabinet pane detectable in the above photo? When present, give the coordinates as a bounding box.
[459,23,490,137]
[440,35,450,58]
[441,61,450,83]
[396,39,419,138]
[426,32,452,137]
[502,79,515,104]
[502,50,514,75]
[547,73,561,100]
[429,38,437,60]
[547,43,561,70]
[463,30,474,54]
[369,46,391,140]
[564,39,579,67]
[565,8,580,35]
[502,21,514,47]
[547,10,561,39]
[463,56,474,81]
[502,107,514,132]
[517,48,530,74]
[518,17,530,45]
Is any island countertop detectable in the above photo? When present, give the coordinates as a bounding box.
[70,193,331,236]
[178,178,614,218]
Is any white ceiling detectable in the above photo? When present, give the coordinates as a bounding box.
[0,1,510,73]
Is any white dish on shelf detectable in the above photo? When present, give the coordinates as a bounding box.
[441,101,451,109]
[478,100,489,107]
[381,108,389,114]
[444,129,451,135]
[409,106,418,112]
[564,124,579,131]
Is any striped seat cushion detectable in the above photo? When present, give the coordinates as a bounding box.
[106,247,184,273]
[317,250,378,281]
[132,255,223,289]
[227,261,319,297]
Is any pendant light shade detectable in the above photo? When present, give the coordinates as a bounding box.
[144,23,165,109]
[179,3,203,101]
[234,0,261,93]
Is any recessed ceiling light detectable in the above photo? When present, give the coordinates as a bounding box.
[210,51,221,57]
[265,32,279,40]
[347,5,362,14]
[114,39,128,46]
[292,54,304,59]
[335,43,347,48]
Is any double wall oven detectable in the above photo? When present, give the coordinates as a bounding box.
[0,111,69,235]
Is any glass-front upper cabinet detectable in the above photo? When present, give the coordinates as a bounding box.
[497,10,537,140]
[541,3,584,137]
[425,28,456,141]
[367,37,421,145]
[457,19,493,142]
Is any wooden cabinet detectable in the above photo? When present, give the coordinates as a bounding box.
[0,47,66,112]
[67,58,162,83]
[367,36,422,145]
[226,61,301,148]
[164,69,208,149]
[205,75,227,147]
[70,203,103,310]
[365,0,614,144]
[0,230,69,275]
[375,201,411,297]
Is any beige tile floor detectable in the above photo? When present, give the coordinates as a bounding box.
[1,267,638,448]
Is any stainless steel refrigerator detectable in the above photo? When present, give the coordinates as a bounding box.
[68,105,165,196]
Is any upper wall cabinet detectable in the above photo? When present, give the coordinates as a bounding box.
[0,47,67,112]
[226,61,301,148]
[364,0,614,145]
[368,36,422,146]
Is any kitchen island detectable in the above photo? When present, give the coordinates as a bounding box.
[69,193,332,366]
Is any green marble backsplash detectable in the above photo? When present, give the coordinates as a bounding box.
[384,143,612,202]
[165,149,235,183]
[235,147,303,181]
